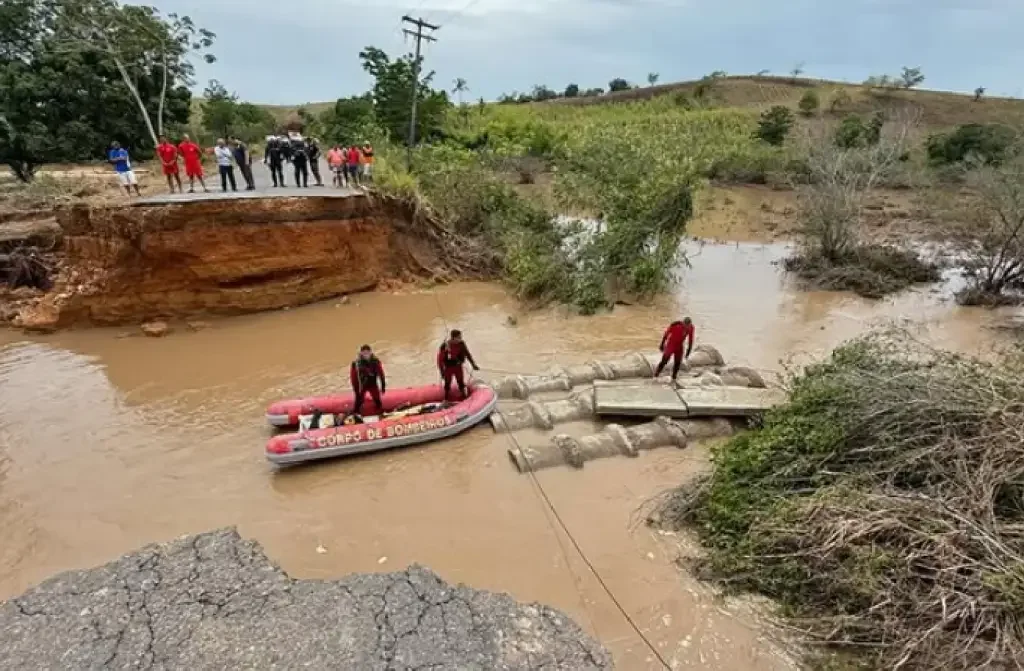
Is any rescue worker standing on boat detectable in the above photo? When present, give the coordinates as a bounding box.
[350,345,386,416]
[437,329,479,401]
[656,317,695,382]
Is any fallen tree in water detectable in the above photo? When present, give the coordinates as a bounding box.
[654,332,1024,670]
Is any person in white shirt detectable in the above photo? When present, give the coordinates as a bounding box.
[214,138,237,192]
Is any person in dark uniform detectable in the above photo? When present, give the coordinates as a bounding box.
[436,329,480,401]
[350,345,386,416]
[306,138,324,187]
[291,136,309,188]
[264,136,286,187]
[229,137,255,190]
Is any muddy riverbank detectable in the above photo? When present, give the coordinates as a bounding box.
[3,191,489,331]
[0,241,1015,668]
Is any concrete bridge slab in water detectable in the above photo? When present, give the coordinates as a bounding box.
[594,382,786,419]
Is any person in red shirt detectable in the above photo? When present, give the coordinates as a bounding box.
[437,329,479,401]
[346,145,362,187]
[177,134,209,193]
[656,317,695,382]
[350,345,386,416]
[156,136,183,194]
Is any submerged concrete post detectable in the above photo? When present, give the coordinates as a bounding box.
[507,416,736,473]
[492,345,725,400]
[489,389,595,433]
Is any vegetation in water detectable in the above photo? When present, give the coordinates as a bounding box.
[654,331,1024,671]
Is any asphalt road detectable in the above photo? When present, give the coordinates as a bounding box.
[0,528,611,670]
[137,158,363,205]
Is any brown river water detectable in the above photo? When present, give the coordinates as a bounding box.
[0,240,1014,669]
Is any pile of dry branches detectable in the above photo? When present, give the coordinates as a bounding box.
[659,332,1024,670]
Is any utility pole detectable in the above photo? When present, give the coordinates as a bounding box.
[402,15,438,171]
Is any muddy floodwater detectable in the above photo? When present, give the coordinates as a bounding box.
[0,241,1014,669]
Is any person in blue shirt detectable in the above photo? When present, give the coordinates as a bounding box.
[107,142,141,196]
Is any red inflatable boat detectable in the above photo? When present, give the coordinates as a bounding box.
[264,383,497,465]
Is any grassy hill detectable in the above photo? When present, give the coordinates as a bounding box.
[550,76,1024,130]
[193,75,1024,135]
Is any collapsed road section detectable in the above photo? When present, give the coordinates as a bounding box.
[0,528,610,670]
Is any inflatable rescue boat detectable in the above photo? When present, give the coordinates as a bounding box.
[264,383,497,465]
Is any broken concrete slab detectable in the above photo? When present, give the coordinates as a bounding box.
[0,528,610,670]
[594,382,784,419]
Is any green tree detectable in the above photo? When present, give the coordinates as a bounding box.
[531,85,558,101]
[899,66,924,89]
[234,103,276,143]
[798,89,820,116]
[563,83,580,98]
[834,114,866,149]
[0,0,196,180]
[608,78,630,92]
[451,77,468,104]
[200,79,237,138]
[647,72,659,87]
[58,0,214,144]
[974,86,985,102]
[358,46,449,145]
[755,106,794,146]
[927,124,1017,166]
[319,95,375,146]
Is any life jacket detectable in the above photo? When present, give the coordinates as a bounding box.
[353,356,381,386]
[440,340,466,367]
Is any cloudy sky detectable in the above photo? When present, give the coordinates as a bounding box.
[147,0,1024,105]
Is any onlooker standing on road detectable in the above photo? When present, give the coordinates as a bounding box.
[346,144,361,188]
[361,141,374,182]
[107,141,141,196]
[177,134,208,193]
[306,138,324,187]
[156,135,183,194]
[327,144,346,187]
[264,136,286,187]
[291,136,309,188]
[214,138,237,192]
[230,137,255,191]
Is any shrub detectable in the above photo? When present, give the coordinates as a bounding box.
[655,332,1024,670]
[797,89,820,116]
[755,106,794,146]
[608,78,630,92]
[926,123,1017,166]
[834,114,867,149]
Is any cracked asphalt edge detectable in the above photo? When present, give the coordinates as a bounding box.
[0,527,612,670]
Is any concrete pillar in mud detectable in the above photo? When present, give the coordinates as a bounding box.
[507,416,736,473]
[490,367,759,434]
[492,345,726,400]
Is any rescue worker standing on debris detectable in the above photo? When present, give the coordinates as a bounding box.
[656,317,695,382]
[264,136,286,187]
[437,329,479,401]
[350,345,386,416]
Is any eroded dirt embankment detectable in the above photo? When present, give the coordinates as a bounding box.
[10,193,485,330]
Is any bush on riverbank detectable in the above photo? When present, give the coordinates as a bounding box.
[656,332,1024,670]
[783,244,939,298]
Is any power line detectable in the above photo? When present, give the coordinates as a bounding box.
[401,15,438,172]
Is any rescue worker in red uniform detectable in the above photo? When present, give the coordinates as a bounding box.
[656,317,695,382]
[350,345,386,416]
[437,329,479,401]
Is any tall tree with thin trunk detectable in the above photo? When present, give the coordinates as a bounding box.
[56,0,215,145]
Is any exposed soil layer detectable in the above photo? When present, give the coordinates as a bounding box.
[10,194,477,330]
